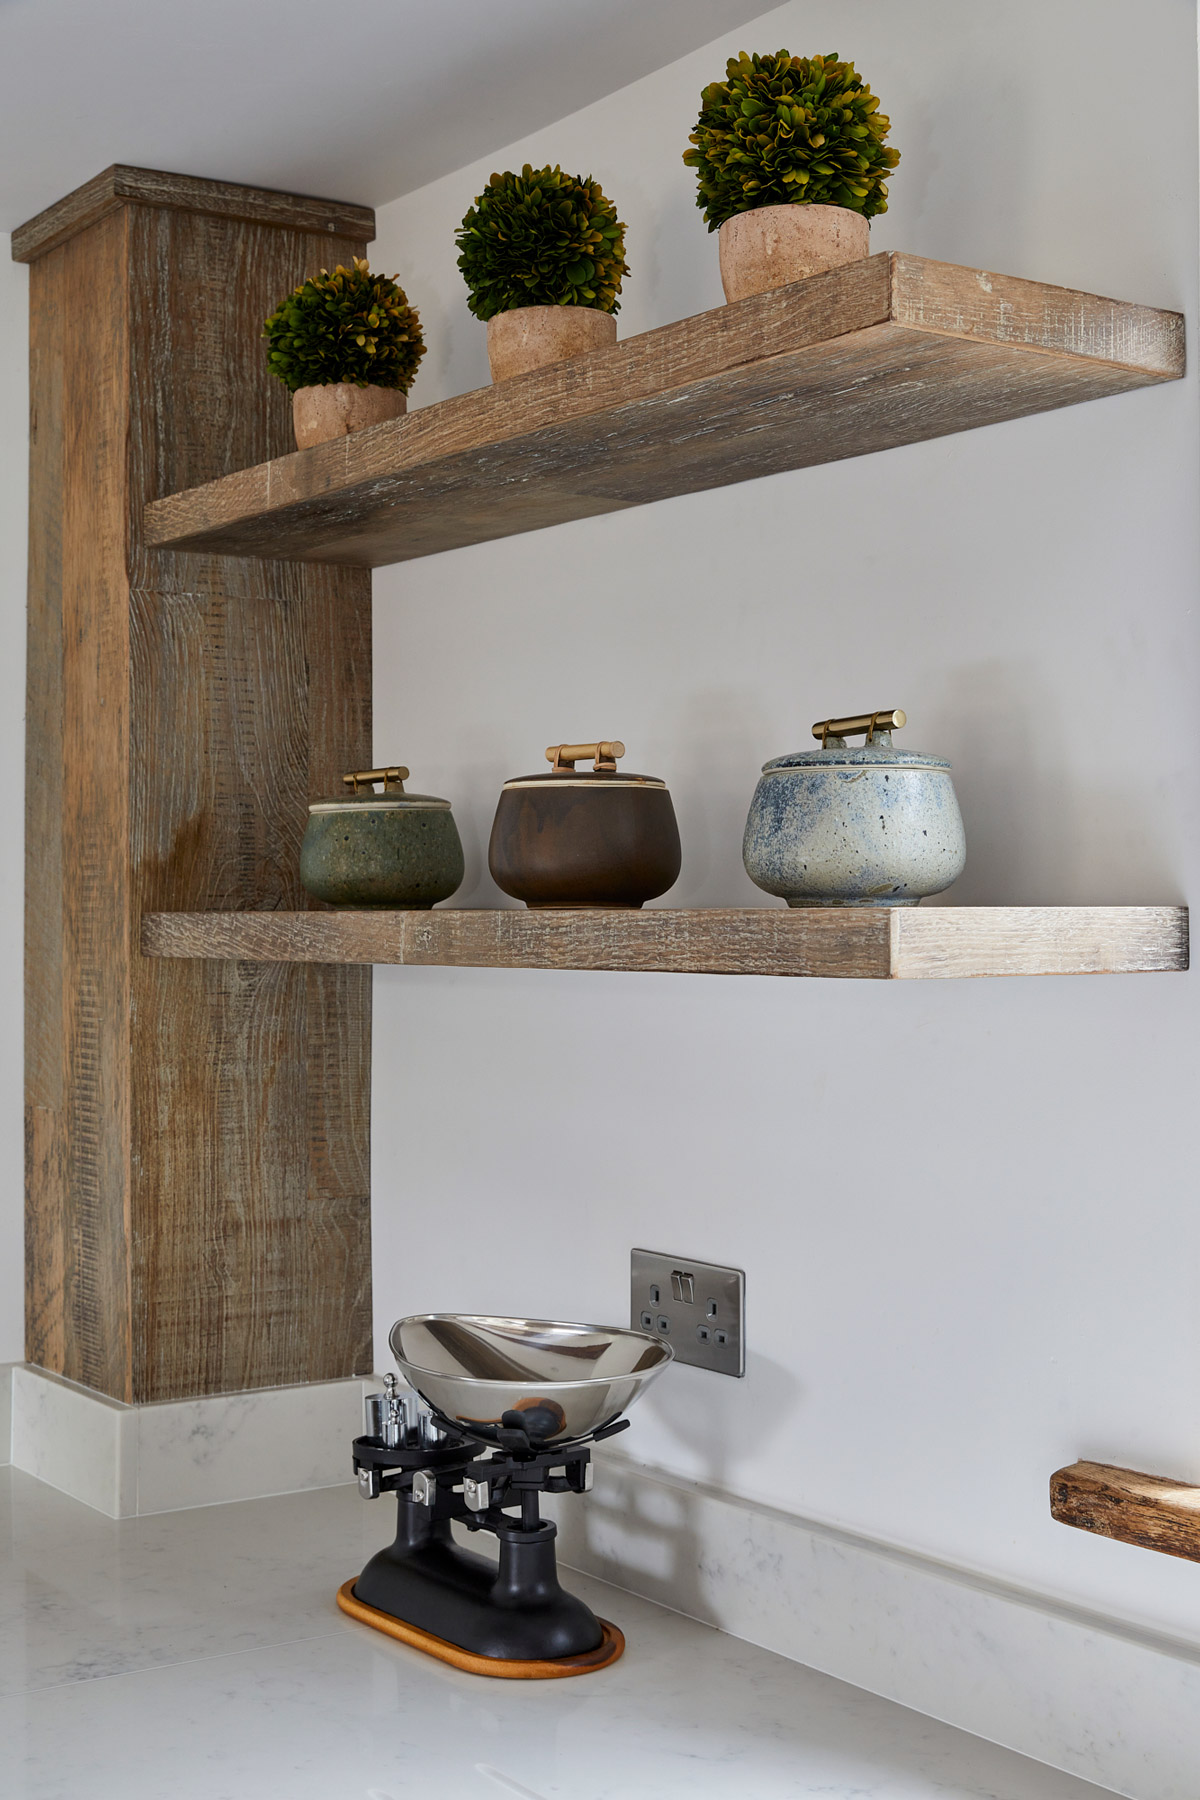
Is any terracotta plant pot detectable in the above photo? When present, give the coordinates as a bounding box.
[718,203,870,304]
[293,383,407,450]
[486,306,616,382]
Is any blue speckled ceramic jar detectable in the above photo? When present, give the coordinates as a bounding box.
[742,725,966,907]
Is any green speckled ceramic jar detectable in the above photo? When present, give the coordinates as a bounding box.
[301,766,464,909]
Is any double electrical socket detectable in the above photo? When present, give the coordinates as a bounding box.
[630,1248,745,1377]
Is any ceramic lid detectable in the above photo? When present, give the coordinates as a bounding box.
[502,740,668,791]
[502,769,666,790]
[308,766,452,812]
[762,740,950,772]
[762,710,950,773]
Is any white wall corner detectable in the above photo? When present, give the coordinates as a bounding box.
[550,1451,1200,1800]
[9,1363,377,1517]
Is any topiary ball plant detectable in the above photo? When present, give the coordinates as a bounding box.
[684,51,899,230]
[263,257,425,392]
[456,164,629,321]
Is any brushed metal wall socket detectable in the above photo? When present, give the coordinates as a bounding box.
[631,1249,745,1377]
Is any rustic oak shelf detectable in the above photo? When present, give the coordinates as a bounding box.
[140,906,1188,980]
[143,253,1185,568]
[1051,1461,1200,1565]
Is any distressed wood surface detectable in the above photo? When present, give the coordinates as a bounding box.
[142,907,895,977]
[24,170,374,1404]
[1051,1462,1200,1565]
[143,254,1185,568]
[890,905,1187,978]
[24,223,67,1380]
[25,211,133,1399]
[12,164,375,264]
[139,905,1188,980]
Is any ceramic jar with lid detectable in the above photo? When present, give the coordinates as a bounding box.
[300,766,464,908]
[742,710,966,906]
[489,741,681,908]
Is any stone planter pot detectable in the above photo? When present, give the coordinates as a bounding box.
[718,203,870,304]
[293,383,407,450]
[486,306,616,382]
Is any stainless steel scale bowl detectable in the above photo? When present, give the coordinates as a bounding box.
[389,1313,673,1445]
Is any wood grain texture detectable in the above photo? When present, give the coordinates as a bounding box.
[26,212,133,1400]
[142,907,895,978]
[1051,1461,1200,1565]
[12,164,375,264]
[24,221,67,1381]
[138,906,1188,981]
[142,254,1185,568]
[890,905,1188,978]
[25,171,374,1403]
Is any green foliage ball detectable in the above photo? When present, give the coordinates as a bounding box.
[684,50,900,231]
[456,164,629,321]
[263,258,425,393]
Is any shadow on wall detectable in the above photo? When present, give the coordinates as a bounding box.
[892,59,1037,275]
[931,660,1180,906]
[564,1458,709,1617]
[635,1352,802,1497]
[667,684,769,905]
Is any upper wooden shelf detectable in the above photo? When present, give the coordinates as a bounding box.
[140,905,1187,981]
[143,253,1185,568]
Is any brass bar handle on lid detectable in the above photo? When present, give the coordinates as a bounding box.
[343,766,409,793]
[811,710,906,747]
[545,741,626,772]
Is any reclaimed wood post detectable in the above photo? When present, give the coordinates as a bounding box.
[15,167,374,1403]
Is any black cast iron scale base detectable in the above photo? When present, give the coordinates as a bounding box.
[340,1413,630,1678]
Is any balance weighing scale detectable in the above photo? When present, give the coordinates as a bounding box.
[337,1314,673,1678]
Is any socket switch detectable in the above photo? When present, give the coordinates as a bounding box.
[631,1248,745,1377]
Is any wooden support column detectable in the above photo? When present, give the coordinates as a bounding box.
[16,167,375,1403]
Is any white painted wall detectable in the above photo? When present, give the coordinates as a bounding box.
[369,0,1200,1650]
[0,248,27,1366]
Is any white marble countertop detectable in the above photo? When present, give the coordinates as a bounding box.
[0,1465,1115,1799]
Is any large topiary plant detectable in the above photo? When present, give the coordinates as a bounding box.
[684,51,899,231]
[456,164,629,321]
[263,258,425,392]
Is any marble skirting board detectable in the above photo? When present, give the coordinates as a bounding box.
[549,1450,1200,1800]
[3,1362,373,1517]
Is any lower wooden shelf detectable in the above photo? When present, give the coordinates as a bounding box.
[1051,1461,1200,1565]
[140,905,1187,980]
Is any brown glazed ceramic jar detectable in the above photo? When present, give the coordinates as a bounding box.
[488,741,681,908]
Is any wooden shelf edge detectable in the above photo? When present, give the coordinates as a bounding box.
[1051,1461,1200,1565]
[139,904,1188,980]
[140,254,1185,569]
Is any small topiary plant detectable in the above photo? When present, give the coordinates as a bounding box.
[263,258,425,392]
[456,164,629,321]
[684,51,899,231]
